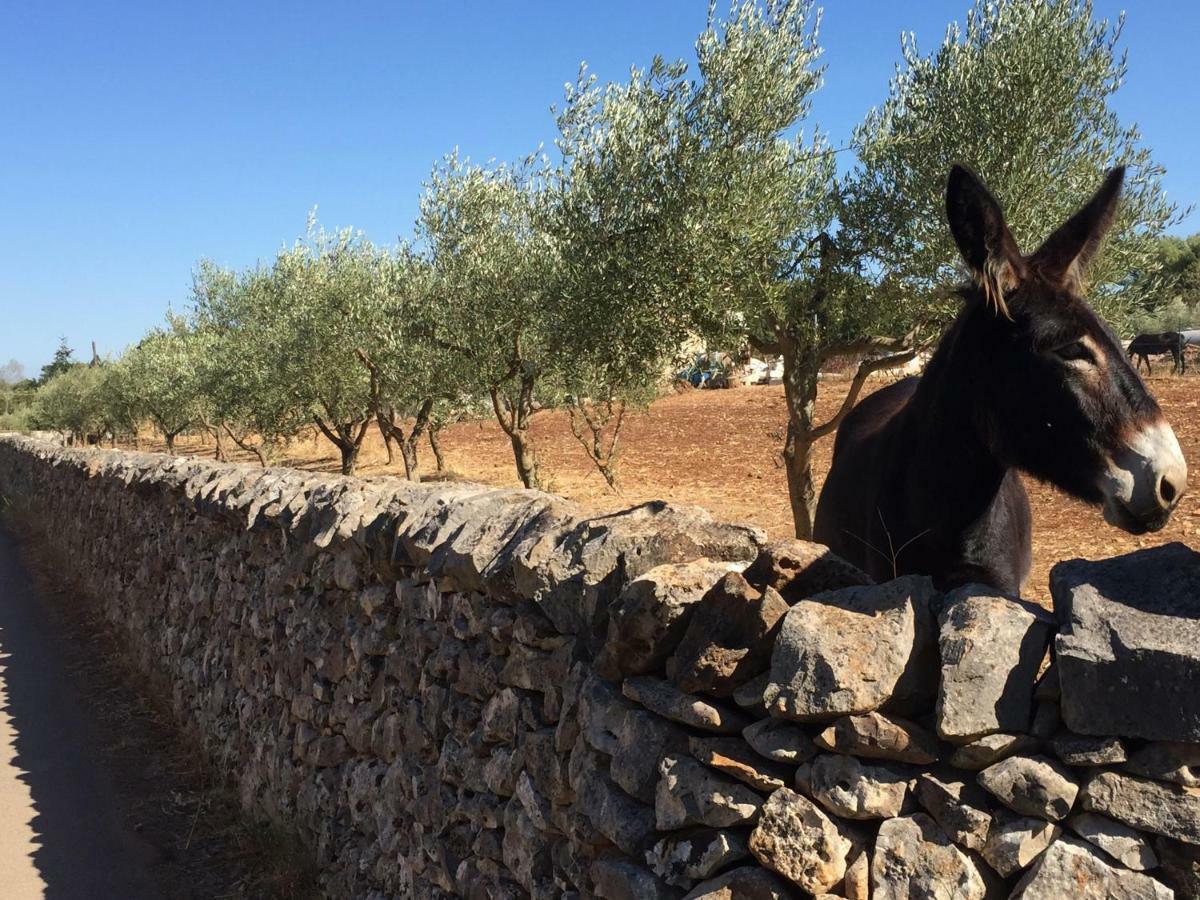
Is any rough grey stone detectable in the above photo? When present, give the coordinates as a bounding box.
[1155,836,1200,898]
[1051,732,1127,767]
[914,772,993,851]
[1068,812,1159,871]
[981,814,1060,877]
[740,539,871,603]
[681,866,798,899]
[870,813,987,900]
[623,676,750,734]
[688,736,792,792]
[645,828,750,888]
[742,719,816,766]
[1030,700,1061,740]
[809,753,911,820]
[667,572,789,697]
[1082,770,1200,844]
[935,586,1053,742]
[1052,542,1200,742]
[978,755,1079,821]
[1010,836,1173,899]
[596,560,740,680]
[766,576,938,722]
[732,672,771,717]
[1124,741,1200,787]
[814,711,938,764]
[748,788,852,894]
[655,754,764,830]
[592,856,683,900]
[949,732,1039,771]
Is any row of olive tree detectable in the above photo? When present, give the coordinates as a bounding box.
[25,0,1183,535]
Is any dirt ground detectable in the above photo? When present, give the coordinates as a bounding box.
[164,372,1200,608]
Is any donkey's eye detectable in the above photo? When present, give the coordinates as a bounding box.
[1053,340,1094,364]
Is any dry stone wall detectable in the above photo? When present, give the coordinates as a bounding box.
[1,435,1198,899]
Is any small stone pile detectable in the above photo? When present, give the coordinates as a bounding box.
[2,434,1199,899]
[589,539,1200,899]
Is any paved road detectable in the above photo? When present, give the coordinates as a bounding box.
[0,527,161,899]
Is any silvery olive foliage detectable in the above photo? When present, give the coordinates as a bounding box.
[847,0,1182,328]
[119,317,207,453]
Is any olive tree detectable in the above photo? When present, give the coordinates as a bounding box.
[358,248,466,481]
[419,153,558,489]
[847,0,1181,328]
[121,317,205,453]
[191,261,307,465]
[248,223,389,475]
[31,364,108,443]
[548,59,700,489]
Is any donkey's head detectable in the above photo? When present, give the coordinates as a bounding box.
[946,164,1186,534]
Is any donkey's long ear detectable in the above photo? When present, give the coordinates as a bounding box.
[946,164,1024,316]
[1030,166,1125,284]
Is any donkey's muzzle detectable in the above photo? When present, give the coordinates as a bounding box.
[1101,420,1188,534]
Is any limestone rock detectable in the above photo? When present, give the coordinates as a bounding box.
[842,845,871,900]
[1082,770,1200,844]
[667,573,789,697]
[1124,741,1200,788]
[1010,836,1173,899]
[645,828,750,889]
[1155,836,1200,898]
[573,744,658,855]
[742,719,817,766]
[611,708,690,804]
[748,788,852,894]
[623,676,750,734]
[814,712,938,764]
[949,732,1039,771]
[592,856,683,900]
[1068,812,1158,871]
[1052,543,1200,742]
[977,755,1079,821]
[981,814,1060,877]
[741,539,870,603]
[766,576,938,722]
[870,813,986,900]
[1030,701,1061,740]
[935,586,1053,742]
[655,755,764,830]
[681,866,798,899]
[914,772,993,851]
[596,560,740,680]
[810,753,911,820]
[732,672,770,717]
[689,736,792,792]
[1051,732,1127,767]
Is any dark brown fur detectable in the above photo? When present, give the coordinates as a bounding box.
[815,165,1173,592]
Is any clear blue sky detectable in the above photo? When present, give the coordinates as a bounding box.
[2,1,1197,377]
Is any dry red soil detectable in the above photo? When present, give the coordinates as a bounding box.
[170,373,1200,608]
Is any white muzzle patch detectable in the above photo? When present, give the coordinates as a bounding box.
[1101,420,1187,532]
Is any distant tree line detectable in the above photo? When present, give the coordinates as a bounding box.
[15,0,1187,539]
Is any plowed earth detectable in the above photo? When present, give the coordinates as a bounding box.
[167,373,1200,608]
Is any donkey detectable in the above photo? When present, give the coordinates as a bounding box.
[1128,331,1185,375]
[813,165,1187,593]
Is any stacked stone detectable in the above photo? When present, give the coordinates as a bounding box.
[3,434,1200,899]
[586,538,1200,899]
[0,436,773,898]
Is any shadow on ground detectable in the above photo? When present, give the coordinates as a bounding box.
[0,525,162,898]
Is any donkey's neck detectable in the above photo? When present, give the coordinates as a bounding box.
[897,315,1009,533]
